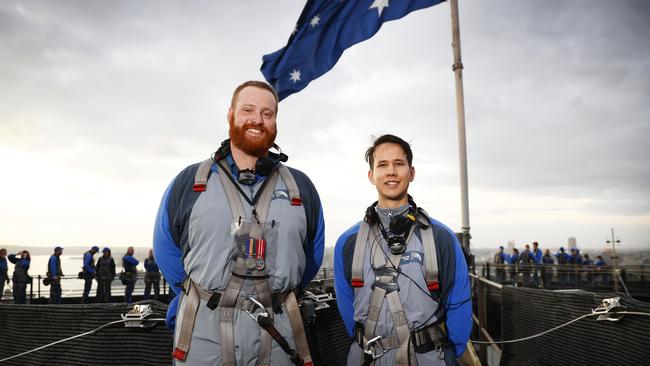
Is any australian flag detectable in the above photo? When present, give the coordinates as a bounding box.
[261,0,444,100]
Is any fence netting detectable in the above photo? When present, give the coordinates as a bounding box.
[500,287,650,366]
[0,299,350,365]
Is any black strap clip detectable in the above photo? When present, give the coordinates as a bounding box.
[206,292,222,310]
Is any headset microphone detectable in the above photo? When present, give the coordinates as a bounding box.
[213,139,288,185]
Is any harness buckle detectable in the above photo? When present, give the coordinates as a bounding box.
[246,297,270,323]
[363,336,386,360]
[372,266,400,293]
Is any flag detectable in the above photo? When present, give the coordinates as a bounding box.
[260,0,444,100]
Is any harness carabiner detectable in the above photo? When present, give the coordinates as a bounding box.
[363,336,387,360]
[246,297,270,323]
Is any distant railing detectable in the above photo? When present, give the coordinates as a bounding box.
[0,273,169,303]
[475,263,650,292]
[1,266,336,303]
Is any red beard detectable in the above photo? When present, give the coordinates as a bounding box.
[229,116,277,157]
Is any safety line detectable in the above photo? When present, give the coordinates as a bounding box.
[470,311,650,345]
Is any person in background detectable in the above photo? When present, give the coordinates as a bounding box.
[541,249,555,288]
[509,247,520,284]
[47,246,64,304]
[8,250,31,304]
[531,241,543,287]
[518,244,533,287]
[493,246,508,283]
[568,248,583,286]
[582,254,594,285]
[81,246,99,304]
[595,255,609,286]
[122,246,139,303]
[0,249,8,301]
[95,247,116,303]
[143,249,161,300]
[555,247,569,285]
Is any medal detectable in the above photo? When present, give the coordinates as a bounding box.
[245,257,257,270]
[255,258,266,270]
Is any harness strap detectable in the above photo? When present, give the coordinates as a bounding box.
[220,270,245,366]
[419,209,440,292]
[192,158,213,192]
[172,277,200,361]
[216,163,247,222]
[286,291,314,366]
[277,165,302,206]
[351,222,370,288]
[356,223,418,366]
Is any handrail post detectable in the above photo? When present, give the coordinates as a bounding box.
[478,278,488,366]
[38,275,41,299]
[486,262,491,281]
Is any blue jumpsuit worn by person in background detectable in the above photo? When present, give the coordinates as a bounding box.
[542,253,555,287]
[122,254,139,303]
[0,253,8,300]
[568,249,583,286]
[153,152,324,365]
[48,249,63,304]
[531,245,543,286]
[555,248,569,285]
[144,256,161,300]
[334,207,472,365]
[82,246,99,303]
[8,254,30,304]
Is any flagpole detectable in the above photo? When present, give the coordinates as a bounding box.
[449,0,471,256]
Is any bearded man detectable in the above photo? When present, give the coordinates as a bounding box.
[154,80,325,365]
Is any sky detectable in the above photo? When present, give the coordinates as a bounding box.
[1,0,649,252]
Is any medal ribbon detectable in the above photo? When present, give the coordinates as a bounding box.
[247,238,255,259]
[257,239,266,260]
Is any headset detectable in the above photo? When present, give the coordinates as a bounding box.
[364,195,428,255]
[213,139,288,185]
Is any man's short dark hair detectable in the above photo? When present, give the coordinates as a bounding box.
[365,134,413,170]
[230,80,279,113]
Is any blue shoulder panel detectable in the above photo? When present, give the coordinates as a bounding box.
[153,176,185,294]
[428,218,471,357]
[334,222,361,336]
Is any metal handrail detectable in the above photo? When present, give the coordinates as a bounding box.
[470,273,503,289]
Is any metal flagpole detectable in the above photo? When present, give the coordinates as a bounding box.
[449,0,472,256]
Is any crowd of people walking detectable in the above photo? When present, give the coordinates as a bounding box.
[0,246,161,304]
[492,242,611,287]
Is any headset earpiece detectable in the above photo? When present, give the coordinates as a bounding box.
[364,203,378,225]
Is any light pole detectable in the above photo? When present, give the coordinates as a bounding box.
[606,228,620,293]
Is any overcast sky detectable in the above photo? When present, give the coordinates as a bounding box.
[1,0,648,252]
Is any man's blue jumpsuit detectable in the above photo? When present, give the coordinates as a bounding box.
[334,205,472,365]
[153,155,324,365]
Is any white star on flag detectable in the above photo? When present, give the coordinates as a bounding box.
[370,0,389,16]
[289,69,301,83]
[310,14,320,27]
